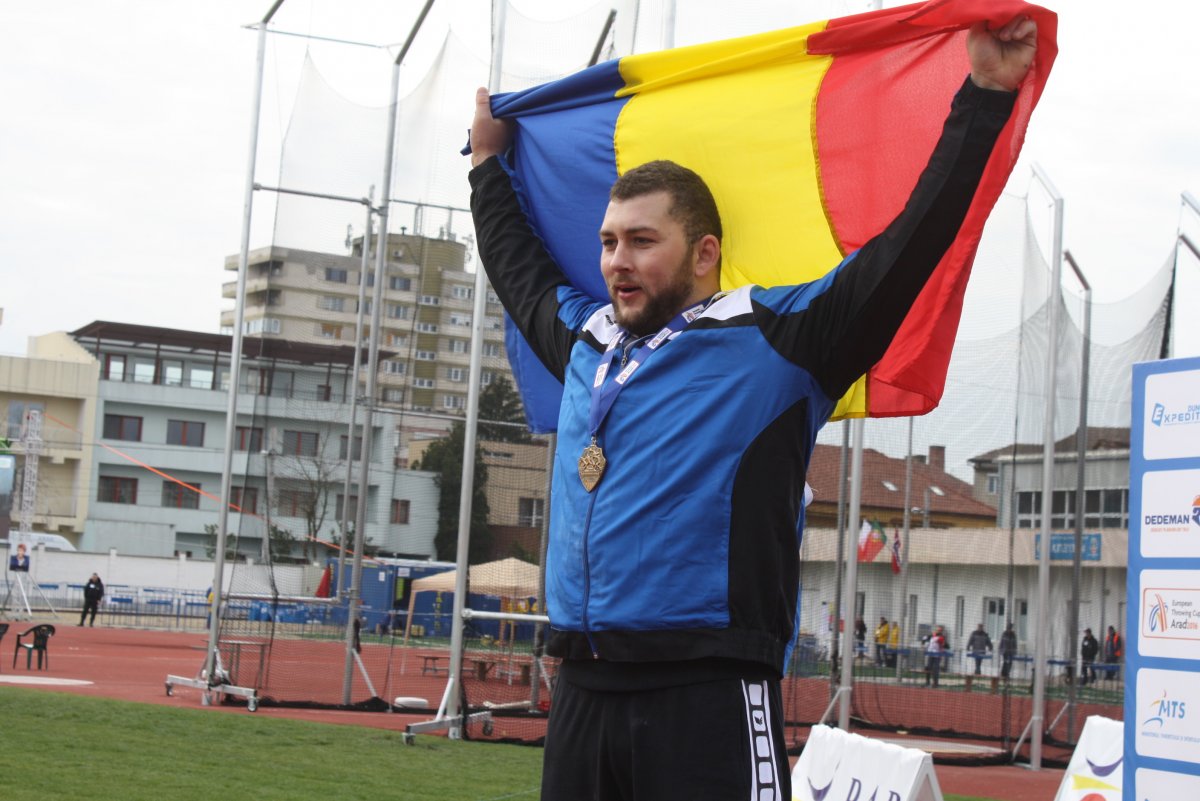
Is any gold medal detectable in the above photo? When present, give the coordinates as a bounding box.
[578,439,607,492]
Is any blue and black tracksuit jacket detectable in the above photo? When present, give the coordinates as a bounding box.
[469,77,1015,677]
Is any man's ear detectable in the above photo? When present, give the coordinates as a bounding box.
[693,234,721,282]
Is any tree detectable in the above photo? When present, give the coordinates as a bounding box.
[479,376,532,443]
[412,422,491,563]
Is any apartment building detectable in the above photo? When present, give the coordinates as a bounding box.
[218,231,515,464]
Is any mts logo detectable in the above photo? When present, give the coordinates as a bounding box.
[844,779,900,801]
[1160,699,1187,719]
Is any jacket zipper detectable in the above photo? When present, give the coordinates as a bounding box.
[580,461,601,659]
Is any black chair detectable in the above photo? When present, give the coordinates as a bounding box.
[0,623,8,672]
[14,624,55,670]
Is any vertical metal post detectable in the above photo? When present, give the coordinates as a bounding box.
[444,0,500,737]
[838,418,865,729]
[1064,250,1090,744]
[897,417,913,680]
[831,422,848,685]
[338,192,374,601]
[343,0,437,706]
[209,0,286,688]
[1030,162,1064,770]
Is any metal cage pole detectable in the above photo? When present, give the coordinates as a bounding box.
[208,0,286,690]
[443,0,500,738]
[1063,250,1090,744]
[1029,162,1064,770]
[342,0,438,706]
[838,418,865,729]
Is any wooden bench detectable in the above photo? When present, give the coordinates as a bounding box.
[421,655,448,676]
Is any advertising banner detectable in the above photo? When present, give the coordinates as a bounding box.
[1127,357,1200,794]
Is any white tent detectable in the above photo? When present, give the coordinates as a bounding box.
[403,557,541,640]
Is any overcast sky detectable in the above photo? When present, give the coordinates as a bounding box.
[2,0,1199,357]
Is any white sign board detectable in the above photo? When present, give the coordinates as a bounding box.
[791,725,942,801]
[1053,715,1123,801]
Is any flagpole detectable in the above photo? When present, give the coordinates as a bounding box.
[897,415,913,680]
[838,417,865,730]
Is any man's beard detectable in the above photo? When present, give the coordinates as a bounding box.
[610,254,695,337]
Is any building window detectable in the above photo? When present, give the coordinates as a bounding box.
[486,316,502,331]
[383,388,404,403]
[190,366,214,390]
[244,318,281,335]
[335,494,359,521]
[339,435,363,460]
[318,295,345,312]
[486,291,500,305]
[385,333,406,347]
[104,354,126,381]
[415,350,436,361]
[450,313,472,327]
[416,322,438,333]
[325,267,348,283]
[103,414,143,442]
[413,378,435,389]
[6,401,44,437]
[317,384,333,402]
[986,473,998,494]
[387,304,409,320]
[447,368,464,382]
[162,481,200,509]
[443,395,465,410]
[418,295,440,306]
[384,361,407,375]
[278,490,315,518]
[481,371,494,386]
[518,497,545,528]
[98,476,138,504]
[231,486,258,514]
[389,276,411,291]
[167,420,205,448]
[236,426,263,451]
[1085,488,1128,529]
[283,430,319,457]
[449,339,468,354]
[317,323,343,339]
[160,359,184,386]
[483,343,501,358]
[391,499,410,524]
[451,286,473,300]
[133,361,156,383]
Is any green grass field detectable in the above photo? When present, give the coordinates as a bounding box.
[0,687,995,800]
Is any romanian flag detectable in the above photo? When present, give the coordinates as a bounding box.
[487,0,1056,432]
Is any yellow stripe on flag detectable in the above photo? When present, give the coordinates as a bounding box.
[1071,774,1119,792]
[614,23,868,418]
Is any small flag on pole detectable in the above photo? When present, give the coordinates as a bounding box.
[857,520,887,563]
[891,528,903,575]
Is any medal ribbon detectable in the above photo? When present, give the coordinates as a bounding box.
[586,301,707,441]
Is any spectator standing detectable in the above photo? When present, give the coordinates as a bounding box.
[874,617,890,666]
[854,617,866,660]
[999,623,1017,679]
[80,572,104,626]
[1104,626,1123,680]
[1080,628,1099,685]
[924,626,947,687]
[966,623,993,675]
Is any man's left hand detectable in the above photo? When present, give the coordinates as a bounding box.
[968,14,1037,92]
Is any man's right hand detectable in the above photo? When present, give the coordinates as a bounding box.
[470,87,513,168]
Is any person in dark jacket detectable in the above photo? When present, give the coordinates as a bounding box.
[966,623,993,675]
[1080,628,1099,685]
[468,17,1036,801]
[80,572,104,626]
[999,622,1018,679]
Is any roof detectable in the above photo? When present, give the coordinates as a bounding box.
[805,443,996,518]
[71,320,389,367]
[969,426,1131,465]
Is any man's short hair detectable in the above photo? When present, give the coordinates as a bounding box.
[611,160,723,247]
